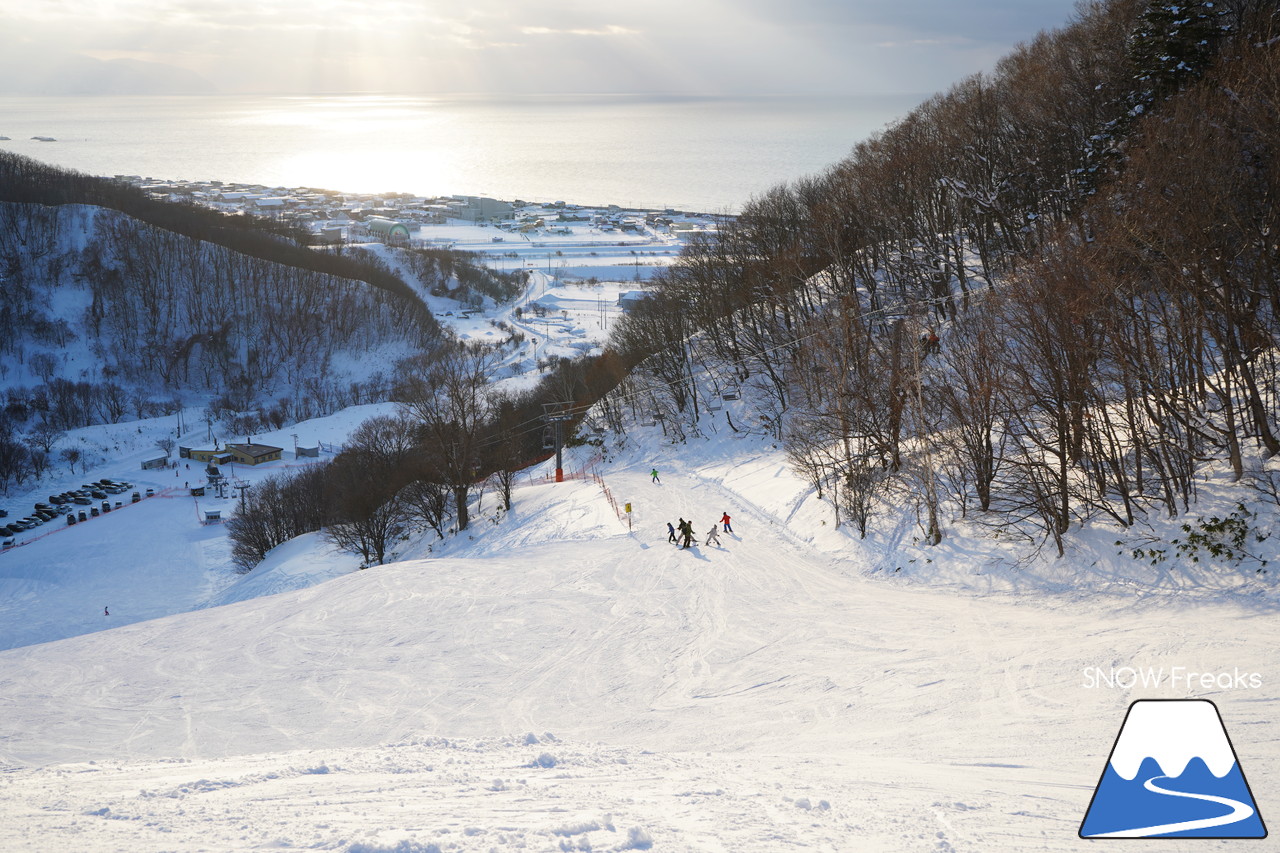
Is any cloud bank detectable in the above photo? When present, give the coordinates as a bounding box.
[0,0,1081,96]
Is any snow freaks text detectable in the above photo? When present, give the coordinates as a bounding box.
[1082,667,1263,690]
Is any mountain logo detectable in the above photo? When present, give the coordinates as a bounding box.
[1080,699,1266,838]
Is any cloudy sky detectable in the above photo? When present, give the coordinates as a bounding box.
[0,0,1083,96]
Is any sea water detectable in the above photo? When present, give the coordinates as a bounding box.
[0,93,917,212]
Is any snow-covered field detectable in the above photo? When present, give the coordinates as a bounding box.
[358,218,667,395]
[2,409,1279,851]
[0,404,398,649]
[410,217,684,283]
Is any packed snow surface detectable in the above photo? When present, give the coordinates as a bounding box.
[1,417,1278,851]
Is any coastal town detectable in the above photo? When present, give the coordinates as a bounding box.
[117,175,726,278]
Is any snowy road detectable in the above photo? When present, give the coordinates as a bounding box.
[1,462,1277,850]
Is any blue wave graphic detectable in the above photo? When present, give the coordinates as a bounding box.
[1081,756,1266,838]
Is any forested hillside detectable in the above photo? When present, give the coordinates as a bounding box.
[1,202,436,406]
[606,0,1280,555]
[0,154,456,496]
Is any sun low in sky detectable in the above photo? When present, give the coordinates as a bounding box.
[0,0,1081,96]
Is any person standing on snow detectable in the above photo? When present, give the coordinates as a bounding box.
[680,518,695,549]
[667,521,677,543]
[705,524,721,547]
[104,606,109,617]
[651,468,661,484]
[720,512,733,534]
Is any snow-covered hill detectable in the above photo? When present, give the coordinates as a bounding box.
[1,417,1278,851]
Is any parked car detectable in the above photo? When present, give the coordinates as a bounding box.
[77,510,87,522]
[101,501,111,514]
[66,514,76,526]
[0,508,7,518]
[89,507,99,517]
[131,492,141,503]
[73,496,92,505]
[90,490,107,499]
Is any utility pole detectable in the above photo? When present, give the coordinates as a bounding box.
[542,401,573,483]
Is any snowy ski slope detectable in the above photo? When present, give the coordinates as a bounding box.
[1,423,1278,850]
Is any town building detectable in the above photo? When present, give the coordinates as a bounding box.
[225,443,283,465]
[364,218,411,244]
[453,196,515,222]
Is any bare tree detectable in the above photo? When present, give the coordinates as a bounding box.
[59,446,82,476]
[399,344,499,532]
[401,478,452,539]
[26,421,64,455]
[30,352,57,383]
[0,433,31,496]
[325,450,411,566]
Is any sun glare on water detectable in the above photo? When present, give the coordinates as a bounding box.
[232,96,469,196]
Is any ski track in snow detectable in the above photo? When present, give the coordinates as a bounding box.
[0,435,1278,850]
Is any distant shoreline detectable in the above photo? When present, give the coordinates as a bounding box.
[0,94,915,213]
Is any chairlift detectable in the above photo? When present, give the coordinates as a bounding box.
[721,385,740,402]
[542,426,555,450]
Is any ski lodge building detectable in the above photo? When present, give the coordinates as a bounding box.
[181,443,283,466]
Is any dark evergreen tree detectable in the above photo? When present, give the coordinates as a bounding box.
[1128,0,1227,101]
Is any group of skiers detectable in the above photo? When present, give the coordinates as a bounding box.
[650,467,735,549]
[666,512,733,549]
